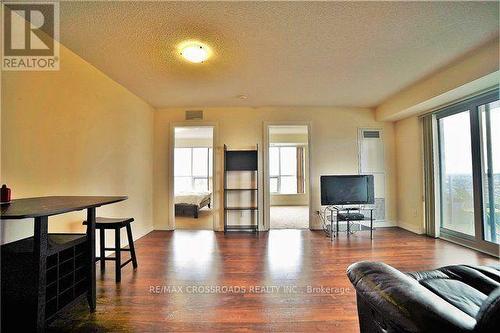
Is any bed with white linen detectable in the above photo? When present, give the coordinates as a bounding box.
[174,191,211,218]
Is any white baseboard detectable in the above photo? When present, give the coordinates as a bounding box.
[375,220,397,228]
[397,221,425,235]
[134,225,155,241]
[151,221,401,232]
[153,227,174,231]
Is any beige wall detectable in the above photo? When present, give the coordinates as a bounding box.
[154,107,397,230]
[376,37,499,121]
[1,42,155,248]
[394,117,425,234]
[386,37,499,235]
[0,70,2,181]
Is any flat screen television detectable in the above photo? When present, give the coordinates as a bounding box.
[320,175,374,205]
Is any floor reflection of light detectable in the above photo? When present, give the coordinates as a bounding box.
[171,231,216,280]
[266,230,304,279]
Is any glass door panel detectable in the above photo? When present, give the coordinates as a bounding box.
[439,111,475,236]
[480,100,500,244]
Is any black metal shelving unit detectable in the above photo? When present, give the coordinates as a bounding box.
[223,144,259,232]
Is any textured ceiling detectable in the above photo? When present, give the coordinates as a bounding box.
[59,1,499,108]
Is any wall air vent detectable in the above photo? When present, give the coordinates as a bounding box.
[185,110,203,120]
[363,130,380,139]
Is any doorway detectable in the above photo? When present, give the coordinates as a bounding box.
[173,126,214,230]
[266,125,310,229]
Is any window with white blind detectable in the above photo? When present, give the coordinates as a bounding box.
[174,147,212,193]
[269,146,305,194]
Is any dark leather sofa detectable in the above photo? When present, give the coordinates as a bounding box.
[347,262,500,333]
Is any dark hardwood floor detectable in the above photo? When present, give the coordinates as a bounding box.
[48,228,498,332]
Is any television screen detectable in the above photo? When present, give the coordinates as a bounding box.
[320,175,374,205]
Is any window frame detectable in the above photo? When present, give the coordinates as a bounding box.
[174,147,211,192]
[479,100,500,244]
[269,146,303,194]
[435,89,499,254]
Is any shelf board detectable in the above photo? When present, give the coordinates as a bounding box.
[58,284,74,296]
[59,269,74,281]
[59,256,74,266]
[225,169,258,171]
[225,149,257,152]
[224,188,258,191]
[224,207,258,210]
[47,279,57,287]
[225,225,258,230]
[75,276,87,285]
[47,264,57,271]
[46,295,57,303]
[45,292,87,323]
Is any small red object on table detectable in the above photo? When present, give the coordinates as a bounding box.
[1,184,11,203]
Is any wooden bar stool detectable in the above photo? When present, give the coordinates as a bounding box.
[83,217,138,282]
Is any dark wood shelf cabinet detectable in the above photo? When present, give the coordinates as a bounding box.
[0,196,127,331]
[223,145,259,232]
[1,233,89,330]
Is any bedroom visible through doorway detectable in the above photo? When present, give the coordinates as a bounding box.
[268,125,310,229]
[174,126,214,230]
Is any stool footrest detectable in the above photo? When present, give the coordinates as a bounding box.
[104,247,131,251]
[120,258,133,268]
[97,257,119,261]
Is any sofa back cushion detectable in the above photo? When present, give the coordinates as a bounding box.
[420,278,487,318]
[407,265,500,320]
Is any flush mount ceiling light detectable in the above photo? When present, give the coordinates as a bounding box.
[179,42,210,63]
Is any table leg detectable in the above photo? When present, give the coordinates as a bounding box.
[100,228,106,272]
[370,210,373,240]
[33,216,48,332]
[86,207,96,311]
[115,227,121,283]
[330,213,333,242]
[336,216,339,238]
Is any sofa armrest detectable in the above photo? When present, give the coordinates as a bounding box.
[347,261,476,333]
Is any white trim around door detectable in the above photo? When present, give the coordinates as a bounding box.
[168,121,220,231]
[263,121,313,230]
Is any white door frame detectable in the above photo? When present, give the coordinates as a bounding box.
[168,121,220,230]
[262,121,313,230]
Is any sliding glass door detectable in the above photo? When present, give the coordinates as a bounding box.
[438,110,475,237]
[436,90,499,254]
[479,100,500,244]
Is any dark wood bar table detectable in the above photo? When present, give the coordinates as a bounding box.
[1,196,127,332]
